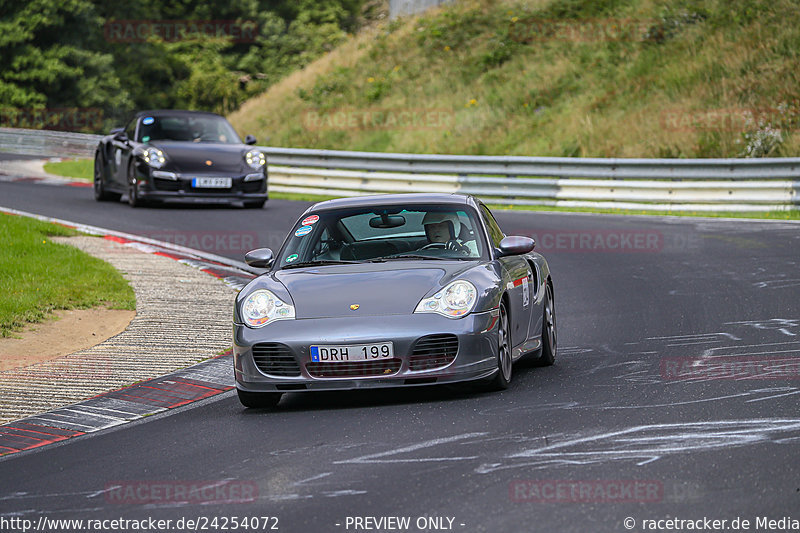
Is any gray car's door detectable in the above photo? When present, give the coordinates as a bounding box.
[478,203,535,348]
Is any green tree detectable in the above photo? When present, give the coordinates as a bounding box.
[0,0,366,131]
[0,0,130,130]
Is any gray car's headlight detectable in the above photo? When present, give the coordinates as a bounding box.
[244,149,265,170]
[414,280,477,318]
[141,147,166,168]
[241,289,295,327]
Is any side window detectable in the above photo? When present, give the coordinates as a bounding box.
[479,204,504,248]
[124,118,137,141]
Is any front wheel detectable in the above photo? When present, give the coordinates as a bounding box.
[127,162,144,208]
[237,389,282,409]
[485,301,512,391]
[94,152,120,202]
[536,283,557,366]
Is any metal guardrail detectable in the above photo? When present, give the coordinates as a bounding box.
[0,127,100,158]
[389,0,453,19]
[1,127,798,211]
[263,147,800,212]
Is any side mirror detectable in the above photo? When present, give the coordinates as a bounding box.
[244,134,257,145]
[244,248,274,268]
[497,236,535,257]
[111,128,128,142]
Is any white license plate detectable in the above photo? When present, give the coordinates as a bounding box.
[310,342,394,363]
[192,177,231,188]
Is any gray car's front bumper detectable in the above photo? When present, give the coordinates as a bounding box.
[233,310,500,392]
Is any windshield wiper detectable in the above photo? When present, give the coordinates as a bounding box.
[376,254,453,261]
[281,259,361,270]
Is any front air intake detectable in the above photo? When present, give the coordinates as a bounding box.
[409,334,459,371]
[252,343,301,377]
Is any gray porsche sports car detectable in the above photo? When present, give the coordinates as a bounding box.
[233,193,556,408]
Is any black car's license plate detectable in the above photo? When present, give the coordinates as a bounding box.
[192,177,231,188]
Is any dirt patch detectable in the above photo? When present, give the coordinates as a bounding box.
[0,308,135,371]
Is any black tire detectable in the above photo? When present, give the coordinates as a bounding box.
[93,152,120,202]
[485,300,512,391]
[536,283,557,366]
[243,200,266,209]
[237,389,282,409]
[127,162,144,208]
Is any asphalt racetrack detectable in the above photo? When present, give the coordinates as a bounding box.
[1,178,799,532]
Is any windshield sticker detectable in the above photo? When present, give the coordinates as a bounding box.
[301,214,320,226]
[142,136,150,143]
[286,254,299,263]
[295,225,313,237]
[142,117,155,125]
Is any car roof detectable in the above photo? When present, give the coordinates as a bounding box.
[309,193,475,212]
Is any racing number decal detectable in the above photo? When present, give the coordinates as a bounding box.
[511,268,531,308]
[522,274,530,308]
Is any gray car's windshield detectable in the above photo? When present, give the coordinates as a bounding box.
[137,114,241,144]
[276,205,488,268]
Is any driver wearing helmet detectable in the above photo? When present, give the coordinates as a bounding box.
[421,211,477,255]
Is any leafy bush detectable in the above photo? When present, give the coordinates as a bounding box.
[0,0,367,132]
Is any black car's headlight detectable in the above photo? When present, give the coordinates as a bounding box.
[141,147,166,169]
[414,280,477,318]
[241,289,295,327]
[244,149,265,170]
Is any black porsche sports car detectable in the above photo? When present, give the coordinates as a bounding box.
[93,110,268,208]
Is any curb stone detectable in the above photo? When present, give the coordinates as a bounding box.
[0,157,92,187]
[0,218,257,458]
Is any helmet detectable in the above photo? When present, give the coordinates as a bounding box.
[422,211,461,238]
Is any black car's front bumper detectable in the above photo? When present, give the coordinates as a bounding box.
[134,170,268,205]
[233,310,501,392]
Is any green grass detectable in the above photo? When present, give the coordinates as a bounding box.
[484,203,800,220]
[229,0,800,158]
[43,158,93,181]
[0,213,136,337]
[271,191,340,203]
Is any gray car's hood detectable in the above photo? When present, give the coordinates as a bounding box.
[273,262,471,318]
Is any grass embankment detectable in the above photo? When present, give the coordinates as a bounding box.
[43,159,92,181]
[0,213,135,337]
[228,0,800,158]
